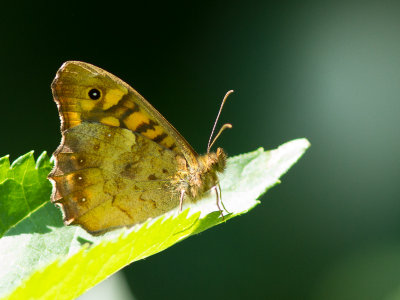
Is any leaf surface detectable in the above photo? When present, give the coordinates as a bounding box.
[0,139,310,300]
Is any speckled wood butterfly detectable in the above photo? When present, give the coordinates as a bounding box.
[48,61,231,234]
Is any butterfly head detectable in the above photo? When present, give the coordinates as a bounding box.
[201,147,227,174]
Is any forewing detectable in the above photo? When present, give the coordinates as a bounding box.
[51,61,198,165]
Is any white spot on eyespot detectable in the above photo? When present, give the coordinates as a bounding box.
[79,159,84,163]
[107,133,112,137]
[81,197,86,202]
[78,176,83,180]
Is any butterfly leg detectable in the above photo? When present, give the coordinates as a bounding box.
[213,186,225,221]
[179,189,185,212]
[217,183,230,214]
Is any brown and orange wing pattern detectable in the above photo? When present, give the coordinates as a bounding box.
[51,61,198,165]
[49,122,181,233]
[48,61,227,233]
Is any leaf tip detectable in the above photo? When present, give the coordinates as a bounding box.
[10,151,35,169]
[36,152,52,169]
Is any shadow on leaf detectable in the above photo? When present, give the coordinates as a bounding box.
[5,202,64,236]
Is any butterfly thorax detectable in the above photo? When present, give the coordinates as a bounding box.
[171,147,226,199]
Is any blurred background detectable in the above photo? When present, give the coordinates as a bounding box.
[2,0,400,299]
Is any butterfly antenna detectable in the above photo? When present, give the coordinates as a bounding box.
[207,90,234,153]
[208,124,232,151]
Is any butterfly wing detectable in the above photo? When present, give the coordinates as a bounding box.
[49,122,181,233]
[51,61,198,166]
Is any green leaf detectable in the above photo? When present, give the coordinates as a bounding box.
[0,152,53,237]
[0,139,310,300]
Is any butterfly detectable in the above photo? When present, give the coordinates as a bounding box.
[48,61,232,234]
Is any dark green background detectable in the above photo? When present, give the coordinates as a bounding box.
[2,1,400,299]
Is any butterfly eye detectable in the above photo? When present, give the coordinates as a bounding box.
[88,88,101,100]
